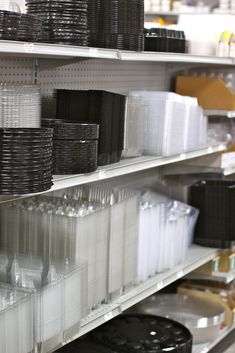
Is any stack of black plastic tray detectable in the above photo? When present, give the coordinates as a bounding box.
[190,180,235,248]
[56,314,192,353]
[88,0,144,51]
[42,119,99,175]
[0,10,43,41]
[144,28,186,53]
[0,128,53,195]
[56,90,125,166]
[26,0,89,46]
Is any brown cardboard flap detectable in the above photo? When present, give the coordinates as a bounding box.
[176,76,235,110]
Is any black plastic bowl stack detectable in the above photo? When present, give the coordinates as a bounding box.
[56,90,125,166]
[190,180,235,249]
[0,128,53,195]
[144,28,186,53]
[56,314,193,353]
[42,119,99,175]
[26,0,89,46]
[88,0,144,51]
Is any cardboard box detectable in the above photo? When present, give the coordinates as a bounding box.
[176,76,235,110]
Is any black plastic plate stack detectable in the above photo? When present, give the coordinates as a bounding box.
[42,119,99,175]
[26,0,89,46]
[0,128,53,195]
[190,179,235,249]
[56,90,125,166]
[55,314,193,353]
[0,10,43,41]
[88,0,144,51]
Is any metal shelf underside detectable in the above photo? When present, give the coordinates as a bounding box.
[0,143,226,204]
[0,40,234,65]
[186,269,235,284]
[62,245,218,345]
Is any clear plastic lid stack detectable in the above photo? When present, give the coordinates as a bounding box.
[0,283,34,353]
[0,84,41,128]
[137,191,199,284]
[129,91,207,156]
[122,95,148,158]
[0,252,88,353]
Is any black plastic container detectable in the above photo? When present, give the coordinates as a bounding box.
[42,119,99,175]
[0,128,53,195]
[144,28,186,53]
[190,180,235,248]
[56,90,125,166]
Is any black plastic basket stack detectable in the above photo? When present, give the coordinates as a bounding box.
[88,0,144,51]
[0,128,53,195]
[56,314,192,353]
[0,10,43,42]
[144,28,186,53]
[42,119,99,175]
[190,180,235,249]
[56,90,125,166]
[26,0,89,46]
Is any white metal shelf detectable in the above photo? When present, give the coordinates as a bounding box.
[0,143,226,204]
[57,245,218,348]
[204,110,235,118]
[0,40,234,65]
[193,325,235,353]
[186,269,235,284]
[162,164,235,176]
[145,11,210,16]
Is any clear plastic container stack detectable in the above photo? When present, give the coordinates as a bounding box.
[0,283,34,353]
[137,191,199,283]
[122,95,148,158]
[0,84,41,128]
[0,252,88,353]
[129,91,208,156]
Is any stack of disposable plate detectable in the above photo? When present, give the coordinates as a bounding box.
[0,128,53,195]
[88,0,144,50]
[42,119,99,174]
[0,84,41,128]
[90,314,193,353]
[0,10,43,41]
[134,294,226,344]
[0,283,34,353]
[26,0,89,46]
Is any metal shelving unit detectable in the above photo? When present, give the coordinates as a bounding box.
[204,110,235,118]
[193,325,235,353]
[162,164,235,176]
[61,245,218,343]
[186,270,235,284]
[0,142,226,204]
[0,40,234,65]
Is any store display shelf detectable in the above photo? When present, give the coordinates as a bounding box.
[0,143,226,204]
[162,164,235,176]
[193,325,235,353]
[204,110,235,118]
[0,40,234,65]
[145,11,209,17]
[114,245,218,311]
[186,269,235,284]
[57,245,218,350]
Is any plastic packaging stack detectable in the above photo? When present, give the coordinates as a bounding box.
[137,191,199,283]
[0,185,140,305]
[190,180,235,249]
[26,0,89,46]
[129,91,207,156]
[144,28,186,53]
[122,95,148,158]
[0,84,41,128]
[56,90,126,166]
[0,252,88,353]
[56,314,192,353]
[0,283,34,353]
[88,0,144,51]
[0,128,53,195]
[42,119,99,174]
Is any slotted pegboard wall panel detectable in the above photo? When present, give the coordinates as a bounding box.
[38,59,169,93]
[38,59,169,117]
[0,58,35,84]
